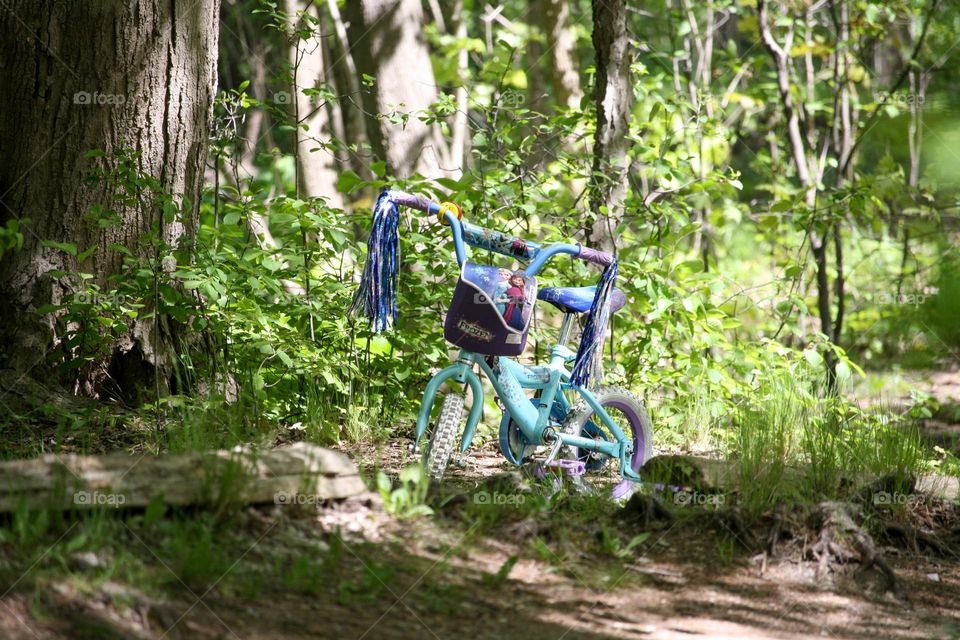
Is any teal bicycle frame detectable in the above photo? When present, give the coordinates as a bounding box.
[410,205,641,482]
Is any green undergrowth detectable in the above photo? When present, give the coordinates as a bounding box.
[0,502,459,618]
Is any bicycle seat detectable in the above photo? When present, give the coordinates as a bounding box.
[537,286,627,315]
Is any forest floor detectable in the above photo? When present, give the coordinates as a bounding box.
[1,367,959,639]
[1,437,958,639]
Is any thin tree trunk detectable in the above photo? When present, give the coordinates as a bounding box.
[758,0,837,383]
[325,0,371,178]
[898,13,931,306]
[449,0,470,173]
[588,0,631,253]
[542,0,584,111]
[286,0,343,208]
[317,5,350,174]
[0,0,220,387]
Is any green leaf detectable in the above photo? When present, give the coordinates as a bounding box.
[771,199,793,213]
[336,171,363,194]
[803,348,823,368]
[42,240,77,256]
[836,360,851,382]
[76,246,97,263]
[376,471,392,496]
[618,533,650,558]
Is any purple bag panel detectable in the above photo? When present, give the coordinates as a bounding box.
[443,263,537,356]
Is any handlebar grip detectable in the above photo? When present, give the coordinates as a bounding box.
[389,190,440,215]
[578,244,615,267]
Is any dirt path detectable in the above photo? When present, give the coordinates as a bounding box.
[4,437,956,640]
[3,511,957,639]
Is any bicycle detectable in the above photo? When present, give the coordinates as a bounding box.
[351,189,654,497]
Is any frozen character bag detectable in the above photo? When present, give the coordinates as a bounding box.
[443,262,537,356]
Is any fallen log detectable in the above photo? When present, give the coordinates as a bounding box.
[0,443,366,511]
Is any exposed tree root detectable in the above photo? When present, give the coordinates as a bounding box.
[810,501,905,600]
[766,502,788,556]
[619,492,673,529]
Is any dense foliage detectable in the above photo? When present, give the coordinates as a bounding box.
[25,0,960,473]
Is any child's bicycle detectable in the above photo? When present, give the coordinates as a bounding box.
[351,190,654,498]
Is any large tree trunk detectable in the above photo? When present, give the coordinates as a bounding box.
[345,0,454,178]
[0,1,220,384]
[286,0,343,208]
[587,0,631,253]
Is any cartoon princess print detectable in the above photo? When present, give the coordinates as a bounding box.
[502,273,527,330]
[493,268,512,316]
[510,238,528,258]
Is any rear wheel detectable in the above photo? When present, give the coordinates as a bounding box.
[424,393,464,481]
[559,386,653,497]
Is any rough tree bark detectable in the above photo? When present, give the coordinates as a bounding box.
[587,0,631,253]
[345,0,454,178]
[286,0,343,208]
[0,1,220,385]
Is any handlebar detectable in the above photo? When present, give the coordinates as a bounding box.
[577,244,615,267]
[390,191,441,216]
[387,189,615,275]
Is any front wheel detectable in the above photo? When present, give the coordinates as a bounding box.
[424,393,464,481]
[560,386,653,497]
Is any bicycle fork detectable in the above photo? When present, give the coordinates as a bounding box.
[414,354,485,455]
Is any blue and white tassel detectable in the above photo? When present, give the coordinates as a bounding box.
[570,258,618,388]
[349,190,400,332]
